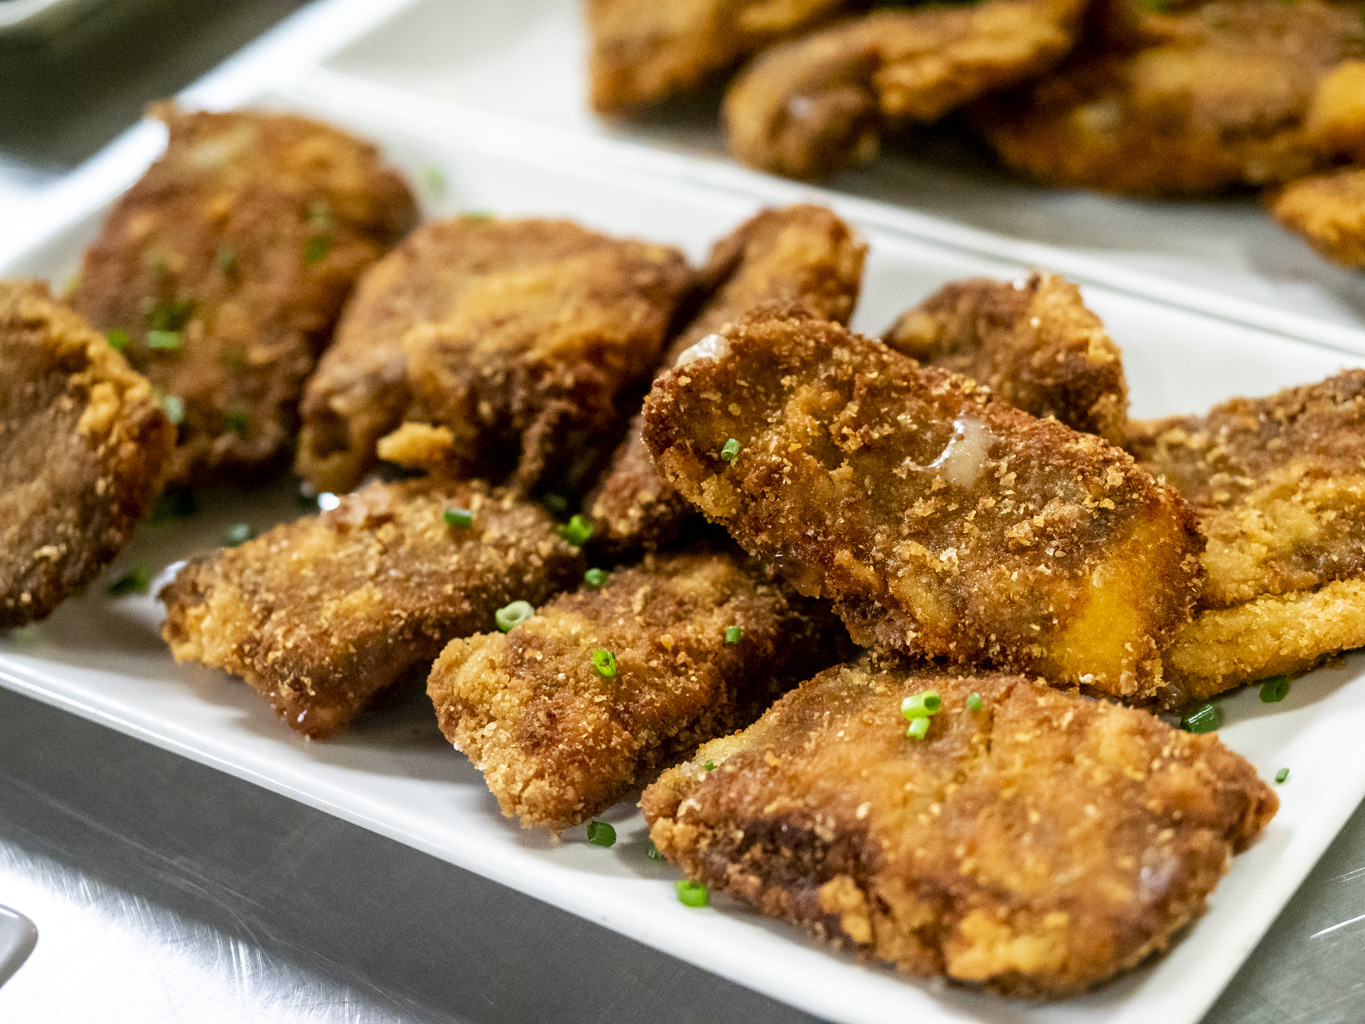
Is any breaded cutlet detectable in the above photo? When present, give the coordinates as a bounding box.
[1129,370,1365,703]
[588,204,865,556]
[72,104,416,484]
[884,273,1129,445]
[1,280,174,627]
[296,216,693,496]
[1267,166,1365,269]
[427,548,852,833]
[160,479,585,738]
[643,662,1276,996]
[642,304,1203,699]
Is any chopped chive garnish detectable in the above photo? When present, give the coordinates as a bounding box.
[720,438,740,462]
[306,199,333,232]
[966,693,983,712]
[150,485,196,522]
[542,492,571,517]
[147,329,182,350]
[592,648,617,678]
[304,235,330,265]
[444,507,474,529]
[675,879,709,908]
[222,410,249,437]
[724,625,742,644]
[1275,767,1290,784]
[1180,702,1222,733]
[901,691,942,720]
[216,245,238,275]
[419,166,446,196]
[584,567,609,589]
[106,328,130,352]
[586,820,617,847]
[1259,675,1291,703]
[108,563,152,596]
[557,514,593,546]
[646,840,665,862]
[906,716,931,740]
[145,295,193,331]
[495,600,534,633]
[160,394,185,425]
[462,210,492,221]
[703,760,716,771]
[223,523,255,547]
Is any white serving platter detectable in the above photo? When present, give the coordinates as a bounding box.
[5,71,1365,1024]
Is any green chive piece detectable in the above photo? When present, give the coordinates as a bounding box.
[145,295,193,331]
[966,693,983,712]
[223,523,255,547]
[542,492,571,517]
[1275,767,1290,784]
[557,514,593,546]
[106,328,130,352]
[720,437,740,462]
[304,235,330,265]
[906,716,931,740]
[675,879,709,908]
[222,410,249,438]
[592,648,617,678]
[444,507,474,529]
[216,245,238,275]
[108,563,152,596]
[462,210,492,221]
[419,166,446,196]
[584,567,609,589]
[306,199,333,232]
[160,394,185,425]
[1180,702,1222,734]
[724,625,743,644]
[1259,675,1291,703]
[646,841,665,862]
[150,485,196,522]
[703,760,716,771]
[495,600,534,633]
[901,691,942,720]
[586,820,617,847]
[147,329,182,350]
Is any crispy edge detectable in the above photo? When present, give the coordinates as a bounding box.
[1266,166,1365,269]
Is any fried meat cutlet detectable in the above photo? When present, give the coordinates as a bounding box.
[160,479,585,738]
[642,662,1276,996]
[1266,166,1365,269]
[1,280,174,627]
[427,548,851,833]
[296,217,693,495]
[586,0,853,114]
[723,0,1088,181]
[884,272,1129,444]
[642,305,1203,698]
[976,1,1365,196]
[1129,370,1365,703]
[588,204,865,555]
[72,105,417,484]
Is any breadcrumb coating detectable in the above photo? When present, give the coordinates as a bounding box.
[296,216,692,495]
[1130,370,1365,702]
[1267,166,1365,269]
[1,280,173,627]
[643,662,1276,996]
[586,0,852,113]
[976,1,1365,196]
[73,104,416,484]
[160,479,585,738]
[427,548,851,832]
[723,0,1088,181]
[643,305,1202,698]
[885,272,1129,444]
[588,204,865,555]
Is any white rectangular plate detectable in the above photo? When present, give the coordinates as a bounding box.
[4,80,1365,1024]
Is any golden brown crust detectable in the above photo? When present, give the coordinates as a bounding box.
[1129,370,1365,701]
[723,0,1088,181]
[976,1,1365,196]
[427,548,852,833]
[643,663,1276,996]
[160,478,585,738]
[1266,166,1365,269]
[586,0,853,114]
[296,216,693,495]
[0,280,174,627]
[588,204,865,556]
[885,273,1129,444]
[72,105,417,484]
[642,305,1203,698]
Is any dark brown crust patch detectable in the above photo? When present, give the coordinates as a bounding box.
[643,662,1277,996]
[0,280,174,627]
